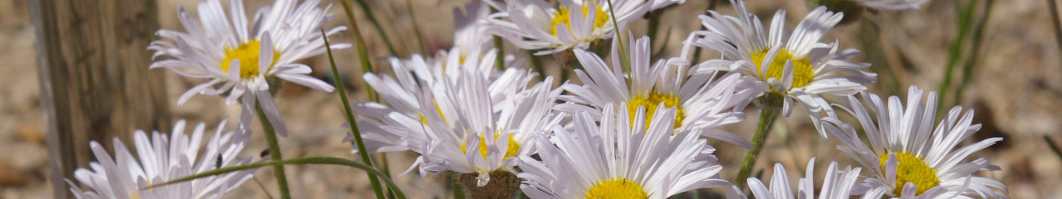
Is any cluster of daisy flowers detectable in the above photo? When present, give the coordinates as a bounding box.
[64,0,1011,198]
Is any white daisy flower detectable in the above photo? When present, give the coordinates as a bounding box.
[518,103,729,199]
[819,85,1008,198]
[724,158,889,199]
[558,35,761,148]
[686,0,876,119]
[404,65,561,186]
[148,0,349,136]
[348,47,533,154]
[68,120,256,199]
[486,0,680,55]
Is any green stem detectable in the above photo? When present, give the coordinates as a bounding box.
[529,52,546,82]
[451,173,468,199]
[494,35,505,70]
[954,0,995,103]
[351,0,401,56]
[734,93,783,189]
[380,155,397,199]
[405,0,429,55]
[255,106,292,199]
[322,29,388,199]
[339,0,380,102]
[938,0,979,116]
[146,156,407,199]
[605,0,630,72]
[647,11,661,43]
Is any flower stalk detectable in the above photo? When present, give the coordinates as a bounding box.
[255,105,292,199]
[734,92,783,189]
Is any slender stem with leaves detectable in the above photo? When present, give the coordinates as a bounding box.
[322,29,389,199]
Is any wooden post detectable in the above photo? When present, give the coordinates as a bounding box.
[28,0,170,198]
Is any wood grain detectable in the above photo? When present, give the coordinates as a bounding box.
[28,0,169,198]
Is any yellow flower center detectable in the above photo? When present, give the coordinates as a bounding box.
[550,4,610,36]
[750,49,814,89]
[220,40,280,79]
[585,178,648,199]
[879,152,940,196]
[628,92,684,128]
[461,132,521,160]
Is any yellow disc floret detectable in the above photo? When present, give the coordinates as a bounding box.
[220,40,280,79]
[461,132,521,160]
[585,178,648,199]
[628,92,684,128]
[750,49,814,89]
[550,4,610,36]
[879,152,940,196]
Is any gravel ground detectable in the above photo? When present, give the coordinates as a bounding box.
[1,0,1060,198]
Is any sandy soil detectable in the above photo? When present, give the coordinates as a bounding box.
[1,0,1060,198]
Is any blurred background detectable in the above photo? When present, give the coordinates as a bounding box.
[2,0,1060,198]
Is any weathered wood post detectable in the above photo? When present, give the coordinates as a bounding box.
[28,0,170,198]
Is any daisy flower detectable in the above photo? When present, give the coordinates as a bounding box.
[558,35,761,148]
[518,103,729,199]
[686,0,876,119]
[486,0,680,55]
[68,120,256,199]
[724,158,889,199]
[819,85,1008,198]
[348,47,534,154]
[404,65,562,187]
[148,0,349,136]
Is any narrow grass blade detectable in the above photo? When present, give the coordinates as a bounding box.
[350,0,400,56]
[145,156,407,199]
[323,29,388,199]
[606,0,630,72]
[405,0,429,55]
[938,0,979,115]
[955,0,996,101]
[338,0,379,102]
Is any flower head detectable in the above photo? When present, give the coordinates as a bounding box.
[519,103,728,199]
[687,0,876,120]
[725,158,888,199]
[559,35,760,148]
[68,120,255,199]
[148,0,348,136]
[819,86,1008,198]
[406,66,561,186]
[487,0,679,55]
[348,46,532,154]
[350,46,559,186]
